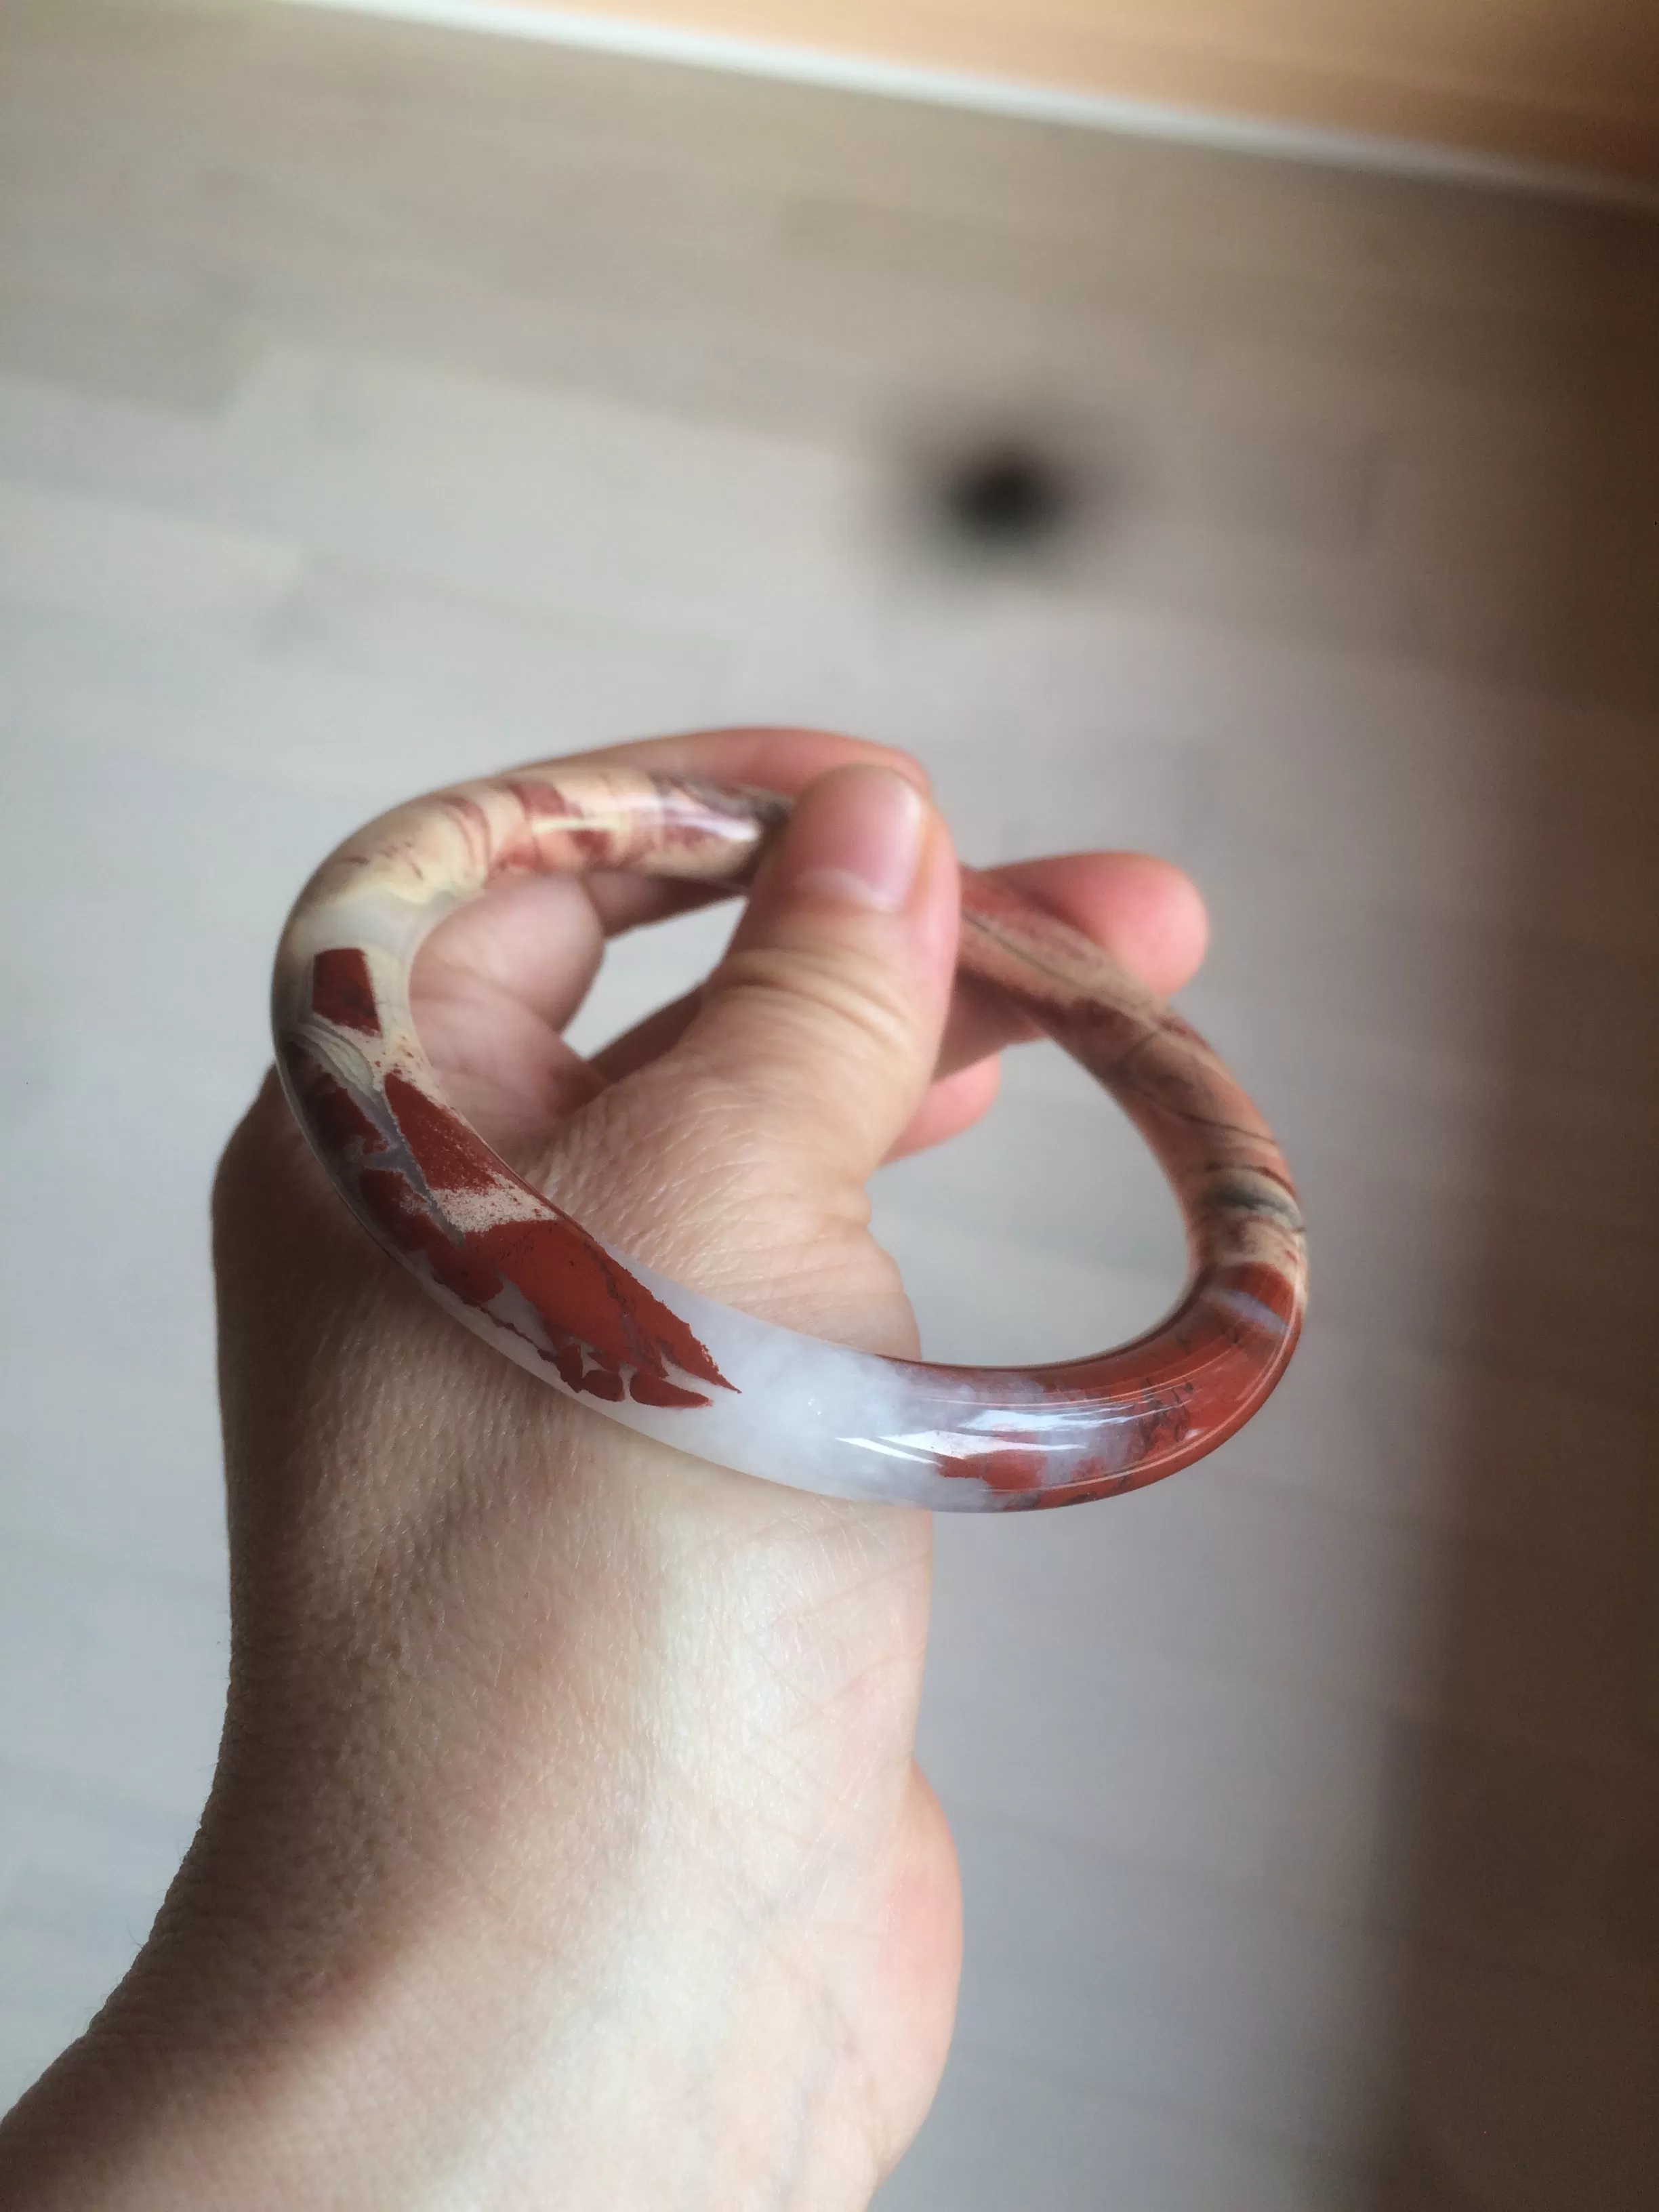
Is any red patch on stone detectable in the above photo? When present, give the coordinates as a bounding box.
[471,1213,731,1396]
[356,1169,500,1306]
[354,1166,430,1250]
[501,781,619,871]
[350,1139,732,1407]
[577,1367,626,1401]
[383,1070,501,1195]
[285,1046,388,1160]
[1212,1260,1298,1328]
[310,947,381,1036]
[299,1046,734,1407]
[308,1073,386,1159]
[965,1447,1049,1494]
[628,1371,718,1410]
[501,779,571,823]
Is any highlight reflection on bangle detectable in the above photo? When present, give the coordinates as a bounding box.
[272,766,1307,1511]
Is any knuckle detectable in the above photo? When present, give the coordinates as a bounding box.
[706,943,919,1073]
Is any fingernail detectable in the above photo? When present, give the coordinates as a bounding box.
[781,767,926,914]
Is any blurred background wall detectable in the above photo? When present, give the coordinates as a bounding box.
[387,0,1659,182]
[1,1,1658,2207]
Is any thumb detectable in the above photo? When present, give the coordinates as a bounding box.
[683,763,959,1191]
[533,764,959,1347]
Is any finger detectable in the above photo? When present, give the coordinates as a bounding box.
[588,991,1006,1165]
[588,850,1208,1152]
[411,874,609,1158]
[413,729,928,1038]
[586,985,704,1088]
[928,853,1210,1073]
[881,855,1208,1162]
[411,731,930,1148]
[635,763,958,1193]
[985,851,1208,998]
[884,1055,1002,1164]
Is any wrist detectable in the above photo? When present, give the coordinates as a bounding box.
[0,1770,936,2212]
[1,1443,952,2212]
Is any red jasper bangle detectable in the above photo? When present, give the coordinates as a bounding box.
[272,766,1306,1510]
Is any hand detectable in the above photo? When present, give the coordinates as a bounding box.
[0,728,1206,2211]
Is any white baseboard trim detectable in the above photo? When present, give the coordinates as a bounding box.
[271,0,1656,210]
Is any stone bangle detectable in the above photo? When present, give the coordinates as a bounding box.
[272,766,1306,1511]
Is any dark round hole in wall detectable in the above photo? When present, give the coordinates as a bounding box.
[939,441,1079,548]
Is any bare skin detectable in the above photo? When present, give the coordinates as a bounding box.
[0,728,1206,2211]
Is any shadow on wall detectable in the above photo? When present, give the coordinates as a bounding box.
[1372,213,1659,2209]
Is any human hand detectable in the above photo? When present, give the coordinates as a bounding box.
[0,728,1206,2211]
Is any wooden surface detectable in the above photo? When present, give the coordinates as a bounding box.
[2,0,1658,2203]
[485,0,1659,183]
